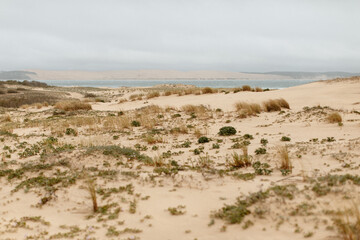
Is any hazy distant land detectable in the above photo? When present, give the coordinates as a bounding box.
[0,69,359,81]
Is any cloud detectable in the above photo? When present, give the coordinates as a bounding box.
[0,0,359,71]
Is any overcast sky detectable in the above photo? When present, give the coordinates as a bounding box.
[1,0,360,72]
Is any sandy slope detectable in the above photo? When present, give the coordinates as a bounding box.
[93,79,360,112]
[0,78,359,240]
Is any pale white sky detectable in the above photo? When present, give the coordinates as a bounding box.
[1,0,359,72]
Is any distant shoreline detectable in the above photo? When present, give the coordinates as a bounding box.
[32,78,315,89]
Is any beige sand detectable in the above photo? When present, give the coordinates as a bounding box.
[0,77,359,240]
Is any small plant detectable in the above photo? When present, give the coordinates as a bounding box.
[243,134,254,140]
[168,205,186,215]
[254,147,266,155]
[260,138,268,146]
[212,143,220,149]
[129,199,137,214]
[228,148,252,169]
[194,148,201,155]
[218,126,237,136]
[281,136,291,142]
[65,128,78,136]
[197,154,213,168]
[86,177,98,213]
[198,136,210,144]
[131,120,141,127]
[252,161,272,175]
[232,172,256,181]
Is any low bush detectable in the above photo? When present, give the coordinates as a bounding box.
[54,101,92,111]
[198,136,210,144]
[2,80,48,88]
[218,126,237,136]
[281,136,291,142]
[84,92,97,98]
[0,91,58,108]
[131,120,141,127]
[254,148,266,155]
[7,89,18,94]
[233,87,242,93]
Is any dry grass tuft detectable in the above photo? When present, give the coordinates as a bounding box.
[327,112,342,123]
[129,93,144,101]
[255,87,263,92]
[278,146,292,171]
[86,177,98,213]
[164,91,173,96]
[228,147,252,168]
[334,201,360,240]
[139,115,157,129]
[242,85,252,91]
[181,104,209,115]
[263,99,281,112]
[146,91,160,99]
[144,134,164,144]
[0,114,12,122]
[202,87,215,94]
[55,101,92,111]
[194,128,203,138]
[234,102,262,118]
[263,98,290,112]
[140,104,164,115]
[277,98,290,109]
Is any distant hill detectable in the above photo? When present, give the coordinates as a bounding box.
[261,71,360,80]
[0,70,359,81]
[10,70,290,80]
[0,71,36,80]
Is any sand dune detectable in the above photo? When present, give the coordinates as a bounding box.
[0,77,359,239]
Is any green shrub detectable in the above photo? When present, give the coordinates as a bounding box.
[252,161,272,175]
[254,148,266,155]
[198,136,210,144]
[65,128,78,136]
[243,134,254,140]
[212,143,220,149]
[281,136,291,142]
[260,138,268,146]
[219,126,237,136]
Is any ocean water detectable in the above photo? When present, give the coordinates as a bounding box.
[38,79,315,89]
